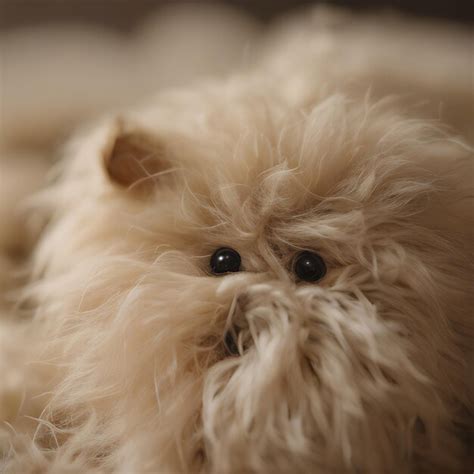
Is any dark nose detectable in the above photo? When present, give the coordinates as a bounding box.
[223,293,248,357]
[224,329,240,356]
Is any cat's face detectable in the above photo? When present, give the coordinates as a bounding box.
[33,84,472,472]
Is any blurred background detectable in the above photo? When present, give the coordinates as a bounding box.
[0,0,474,151]
[1,0,473,30]
[0,0,472,152]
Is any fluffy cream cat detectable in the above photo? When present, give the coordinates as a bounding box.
[1,6,472,473]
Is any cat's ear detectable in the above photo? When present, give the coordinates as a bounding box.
[102,119,170,192]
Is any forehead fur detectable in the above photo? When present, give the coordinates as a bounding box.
[120,83,465,239]
[130,80,458,204]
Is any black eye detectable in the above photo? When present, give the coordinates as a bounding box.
[293,251,326,282]
[210,248,241,275]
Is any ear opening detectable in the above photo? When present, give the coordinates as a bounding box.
[102,119,171,192]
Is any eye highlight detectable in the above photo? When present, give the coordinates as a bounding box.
[210,248,241,275]
[293,251,326,282]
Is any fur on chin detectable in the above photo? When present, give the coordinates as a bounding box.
[2,43,473,474]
